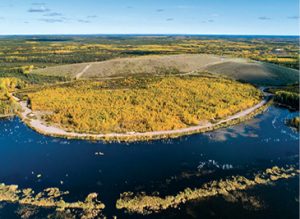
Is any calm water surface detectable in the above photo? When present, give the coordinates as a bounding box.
[0,106,299,219]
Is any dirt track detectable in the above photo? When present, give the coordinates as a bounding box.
[75,64,92,79]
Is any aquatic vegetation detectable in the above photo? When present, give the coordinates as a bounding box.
[0,184,105,218]
[26,75,261,134]
[223,191,264,211]
[116,166,299,215]
[287,117,300,131]
[47,210,77,219]
[16,205,39,219]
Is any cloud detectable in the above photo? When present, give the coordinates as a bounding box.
[39,18,64,23]
[78,19,91,23]
[287,15,299,19]
[156,9,164,12]
[166,18,174,21]
[28,6,50,13]
[43,12,62,17]
[202,19,215,23]
[211,13,220,17]
[258,16,271,20]
[87,15,97,19]
[32,3,46,6]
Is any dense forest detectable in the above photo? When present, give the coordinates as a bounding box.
[269,84,299,131]
[0,78,25,116]
[274,91,299,110]
[270,84,299,110]
[25,75,261,134]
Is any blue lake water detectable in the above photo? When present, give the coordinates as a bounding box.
[0,105,299,218]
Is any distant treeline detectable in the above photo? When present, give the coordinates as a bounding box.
[274,91,299,110]
[0,36,298,75]
[0,71,67,85]
[271,84,299,110]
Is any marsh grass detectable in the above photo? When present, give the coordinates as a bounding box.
[116,166,299,214]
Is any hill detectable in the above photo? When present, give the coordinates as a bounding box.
[32,54,224,78]
[32,54,299,86]
[205,61,299,86]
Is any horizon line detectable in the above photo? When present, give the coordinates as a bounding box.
[0,33,299,37]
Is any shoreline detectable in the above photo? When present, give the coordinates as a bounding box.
[12,93,271,142]
[0,114,15,119]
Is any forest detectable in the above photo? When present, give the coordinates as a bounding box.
[269,84,299,110]
[25,75,262,134]
[0,77,25,116]
[274,91,299,110]
[268,84,299,131]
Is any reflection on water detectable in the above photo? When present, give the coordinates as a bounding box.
[223,191,264,211]
[204,116,262,142]
[0,106,298,218]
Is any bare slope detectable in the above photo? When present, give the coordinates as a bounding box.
[32,54,226,78]
[83,54,226,78]
[32,54,299,86]
[33,62,88,78]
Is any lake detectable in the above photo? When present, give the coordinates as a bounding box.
[0,105,298,219]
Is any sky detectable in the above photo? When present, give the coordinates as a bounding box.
[0,0,299,35]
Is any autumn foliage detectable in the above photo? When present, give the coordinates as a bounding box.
[0,77,25,115]
[27,76,262,133]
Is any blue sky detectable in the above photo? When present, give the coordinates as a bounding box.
[0,0,299,35]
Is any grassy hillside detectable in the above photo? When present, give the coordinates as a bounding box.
[32,54,298,86]
[25,75,261,134]
[32,54,225,78]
